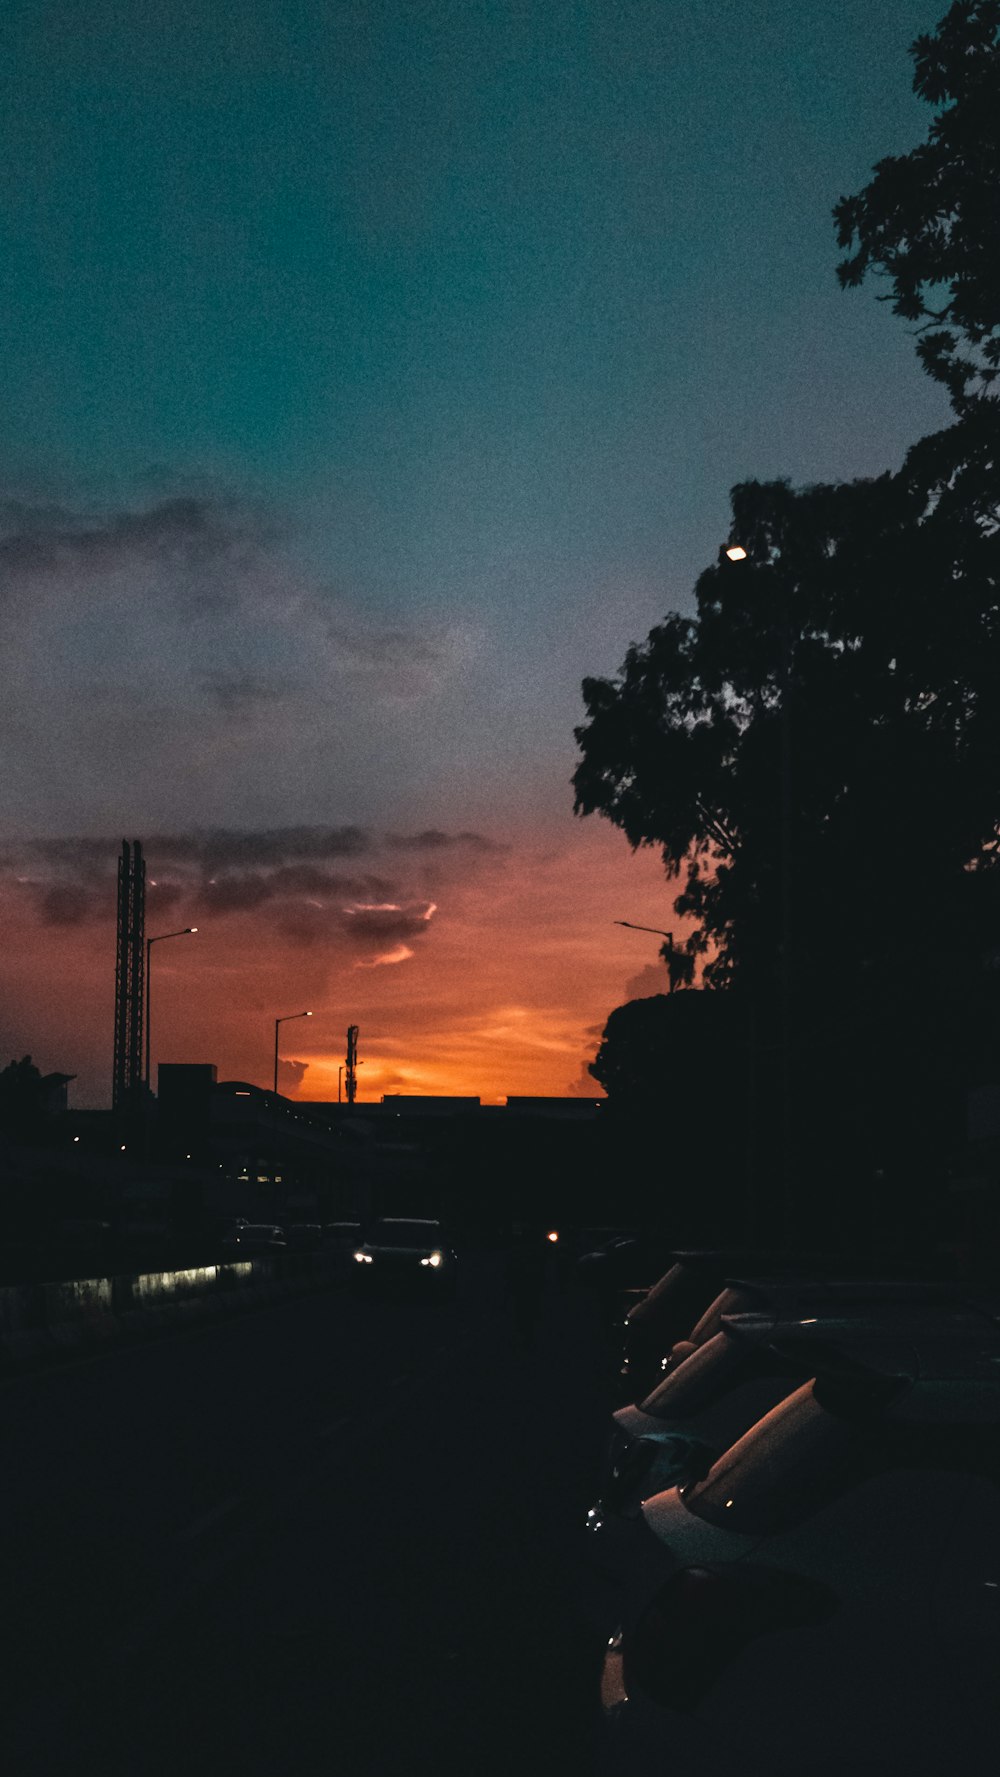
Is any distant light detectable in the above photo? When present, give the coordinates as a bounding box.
[547,1230,559,1243]
[73,1135,80,1143]
[725,544,748,562]
[120,1145,126,1152]
[189,926,199,934]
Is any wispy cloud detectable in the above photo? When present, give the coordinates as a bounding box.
[0,484,484,834]
[1,827,483,971]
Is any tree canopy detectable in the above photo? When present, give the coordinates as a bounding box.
[575,6,1000,1206]
[835,0,1000,412]
[575,456,1000,1011]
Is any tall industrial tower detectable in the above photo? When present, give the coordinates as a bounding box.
[345,1024,359,1105]
[113,838,146,1109]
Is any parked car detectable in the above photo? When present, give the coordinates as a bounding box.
[285,1222,323,1250]
[220,1221,286,1254]
[592,1276,959,1530]
[600,1306,1000,1775]
[317,1220,363,1276]
[616,1250,788,1402]
[322,1220,362,1247]
[618,1249,945,1402]
[352,1217,457,1296]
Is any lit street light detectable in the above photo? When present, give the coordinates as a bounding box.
[145,927,198,1093]
[274,1011,312,1096]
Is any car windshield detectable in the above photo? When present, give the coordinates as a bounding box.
[369,1220,440,1247]
[639,1332,749,1419]
[687,1286,764,1345]
[681,1382,875,1534]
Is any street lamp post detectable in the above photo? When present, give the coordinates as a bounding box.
[145,928,198,1094]
[274,1011,312,1096]
[724,538,794,1240]
[614,921,676,989]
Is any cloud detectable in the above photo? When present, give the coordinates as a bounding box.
[565,1060,603,1098]
[1,828,460,970]
[355,944,415,969]
[0,486,482,836]
[623,962,671,1002]
[342,900,437,954]
[0,493,275,588]
[37,884,96,927]
[322,615,479,701]
[278,1058,309,1090]
[201,671,300,717]
[387,829,508,854]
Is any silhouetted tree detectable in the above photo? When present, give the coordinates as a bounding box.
[590,992,753,1234]
[835,1,1000,414]
[575,460,1000,1204]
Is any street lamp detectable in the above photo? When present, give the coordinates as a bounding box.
[615,920,676,989]
[274,1011,312,1096]
[145,927,198,1093]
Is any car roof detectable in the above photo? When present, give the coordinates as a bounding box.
[372,1216,440,1227]
[758,1301,1000,1395]
[716,1275,956,1308]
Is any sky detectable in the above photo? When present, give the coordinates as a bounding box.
[0,0,954,1106]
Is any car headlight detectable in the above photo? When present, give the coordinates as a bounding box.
[420,1251,443,1268]
[354,1250,373,1264]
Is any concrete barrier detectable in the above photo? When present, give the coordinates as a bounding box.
[0,1281,51,1368]
[0,1249,341,1375]
[42,1276,121,1356]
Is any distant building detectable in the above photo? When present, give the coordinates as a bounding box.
[379,1095,481,1117]
[504,1097,603,1120]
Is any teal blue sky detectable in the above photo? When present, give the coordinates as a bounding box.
[1,0,953,836]
[0,2,960,1100]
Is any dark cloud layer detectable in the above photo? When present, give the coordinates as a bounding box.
[0,493,273,584]
[4,825,501,958]
[387,829,507,854]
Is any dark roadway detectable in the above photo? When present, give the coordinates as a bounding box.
[1,1248,612,1775]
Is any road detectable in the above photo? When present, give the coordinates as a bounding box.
[1,1247,612,1774]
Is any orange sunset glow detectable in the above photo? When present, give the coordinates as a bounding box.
[1,815,677,1108]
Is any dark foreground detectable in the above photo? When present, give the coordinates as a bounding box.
[1,1248,610,1775]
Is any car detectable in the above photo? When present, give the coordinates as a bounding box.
[591,1276,959,1532]
[220,1221,287,1254]
[600,1305,1000,1776]
[618,1249,946,1402]
[616,1249,789,1402]
[576,1231,676,1331]
[319,1219,364,1276]
[285,1222,323,1250]
[352,1217,457,1296]
[322,1220,362,1247]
